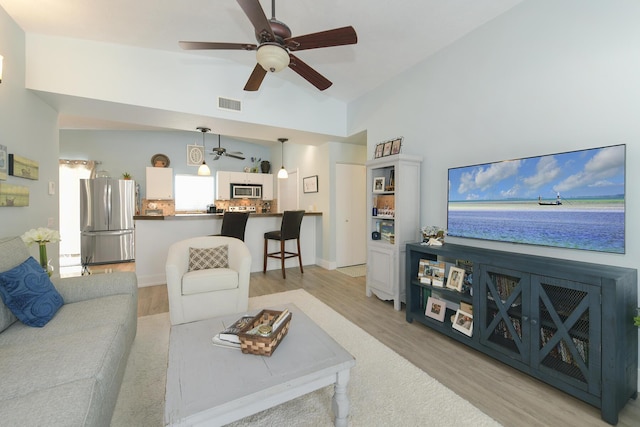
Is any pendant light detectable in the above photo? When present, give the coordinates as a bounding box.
[277,138,288,179]
[197,127,211,176]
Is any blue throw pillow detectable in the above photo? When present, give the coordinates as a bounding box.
[0,256,64,327]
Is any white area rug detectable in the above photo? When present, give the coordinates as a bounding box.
[335,264,367,278]
[112,290,501,426]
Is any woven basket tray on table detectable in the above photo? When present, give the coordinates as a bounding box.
[237,309,292,356]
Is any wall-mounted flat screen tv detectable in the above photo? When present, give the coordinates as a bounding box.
[447,144,625,254]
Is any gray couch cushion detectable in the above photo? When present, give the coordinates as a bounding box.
[0,294,133,346]
[0,237,31,333]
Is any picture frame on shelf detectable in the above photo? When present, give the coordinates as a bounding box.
[374,143,384,159]
[373,177,385,193]
[382,141,393,157]
[446,266,466,292]
[425,297,446,322]
[452,309,473,336]
[391,138,403,155]
[303,175,319,193]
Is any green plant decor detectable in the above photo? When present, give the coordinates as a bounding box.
[634,309,640,327]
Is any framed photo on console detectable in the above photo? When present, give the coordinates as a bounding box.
[425,297,446,322]
[446,266,465,292]
[452,309,473,337]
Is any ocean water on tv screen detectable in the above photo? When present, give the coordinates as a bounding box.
[447,198,624,253]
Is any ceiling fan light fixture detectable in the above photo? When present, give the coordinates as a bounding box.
[256,43,290,73]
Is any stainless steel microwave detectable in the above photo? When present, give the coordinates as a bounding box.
[230,183,262,199]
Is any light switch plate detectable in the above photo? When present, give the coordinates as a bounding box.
[48,181,55,195]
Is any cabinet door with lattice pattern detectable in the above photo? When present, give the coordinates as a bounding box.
[530,275,601,395]
[478,265,530,364]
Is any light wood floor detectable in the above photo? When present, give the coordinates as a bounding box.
[134,264,639,427]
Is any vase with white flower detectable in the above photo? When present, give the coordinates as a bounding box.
[21,227,61,276]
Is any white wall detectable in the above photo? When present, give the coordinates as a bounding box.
[0,7,60,267]
[349,0,640,271]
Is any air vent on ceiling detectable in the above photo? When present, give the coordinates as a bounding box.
[218,97,242,112]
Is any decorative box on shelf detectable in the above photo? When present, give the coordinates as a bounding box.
[238,309,292,357]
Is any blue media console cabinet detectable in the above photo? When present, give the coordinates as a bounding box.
[405,242,637,425]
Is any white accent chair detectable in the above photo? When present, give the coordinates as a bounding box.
[165,236,251,325]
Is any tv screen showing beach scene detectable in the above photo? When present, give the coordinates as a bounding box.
[447,144,625,254]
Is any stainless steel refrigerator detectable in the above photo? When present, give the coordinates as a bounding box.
[80,178,135,265]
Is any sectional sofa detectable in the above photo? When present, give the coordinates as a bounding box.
[0,236,138,426]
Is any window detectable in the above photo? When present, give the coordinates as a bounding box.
[175,174,214,211]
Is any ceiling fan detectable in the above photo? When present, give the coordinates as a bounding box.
[179,0,357,91]
[207,130,246,160]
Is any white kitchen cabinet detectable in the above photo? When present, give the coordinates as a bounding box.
[216,171,231,200]
[146,167,173,199]
[262,174,274,200]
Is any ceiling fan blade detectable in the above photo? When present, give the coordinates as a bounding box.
[179,41,256,51]
[237,0,275,43]
[226,153,246,160]
[212,154,221,160]
[244,64,267,91]
[288,53,332,91]
[285,26,357,51]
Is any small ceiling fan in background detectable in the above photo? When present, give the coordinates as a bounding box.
[179,0,357,91]
[209,131,245,160]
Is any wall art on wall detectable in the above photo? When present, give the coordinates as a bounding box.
[0,183,29,207]
[8,154,39,180]
[0,144,7,180]
[303,175,318,193]
[186,145,204,166]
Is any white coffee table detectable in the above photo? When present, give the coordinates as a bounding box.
[164,303,356,426]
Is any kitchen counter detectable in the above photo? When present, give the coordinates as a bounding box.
[134,212,322,286]
[134,212,322,220]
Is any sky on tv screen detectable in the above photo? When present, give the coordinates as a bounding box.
[448,144,625,201]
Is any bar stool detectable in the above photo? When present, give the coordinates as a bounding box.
[263,210,305,278]
[215,212,250,241]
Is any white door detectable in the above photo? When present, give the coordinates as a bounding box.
[336,164,366,267]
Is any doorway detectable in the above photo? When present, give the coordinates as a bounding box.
[335,163,366,267]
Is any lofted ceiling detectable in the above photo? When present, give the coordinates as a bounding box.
[0,0,523,144]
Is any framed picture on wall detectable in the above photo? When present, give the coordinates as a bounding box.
[303,175,319,193]
[8,154,39,180]
[0,145,7,180]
